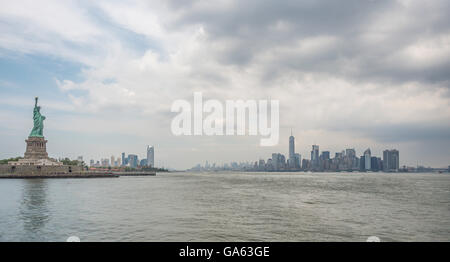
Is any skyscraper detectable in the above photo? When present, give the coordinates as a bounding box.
[320,151,330,170]
[371,156,381,171]
[288,132,296,169]
[364,148,371,170]
[147,145,154,167]
[383,149,399,171]
[294,153,301,169]
[272,153,279,170]
[272,153,286,171]
[258,159,265,170]
[121,152,126,166]
[289,133,295,159]
[320,151,330,160]
[359,156,365,171]
[345,148,357,170]
[101,158,110,167]
[345,149,356,158]
[311,145,319,169]
[302,159,310,170]
[392,150,399,170]
[128,154,138,168]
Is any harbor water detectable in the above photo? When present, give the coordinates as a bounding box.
[0,172,449,241]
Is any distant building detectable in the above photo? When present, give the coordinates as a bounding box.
[266,158,273,170]
[377,157,382,171]
[311,145,319,169]
[344,148,358,170]
[318,151,330,170]
[289,134,295,159]
[294,153,301,169]
[354,156,360,170]
[320,151,330,160]
[345,149,356,158]
[383,149,399,172]
[288,134,296,169]
[101,158,110,167]
[147,146,154,167]
[272,153,286,171]
[140,159,147,167]
[111,156,115,167]
[89,159,94,167]
[371,156,382,171]
[258,159,266,170]
[359,156,365,171]
[128,154,138,168]
[302,159,310,170]
[121,152,126,166]
[364,148,371,170]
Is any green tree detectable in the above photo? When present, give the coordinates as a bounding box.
[0,157,23,164]
[61,158,82,166]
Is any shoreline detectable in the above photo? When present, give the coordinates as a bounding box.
[0,171,156,179]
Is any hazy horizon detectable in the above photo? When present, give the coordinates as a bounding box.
[0,0,449,169]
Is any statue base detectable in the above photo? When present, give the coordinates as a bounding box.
[7,136,62,166]
[24,136,49,159]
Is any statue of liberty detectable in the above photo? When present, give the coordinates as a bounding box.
[29,97,45,137]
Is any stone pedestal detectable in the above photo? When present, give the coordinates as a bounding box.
[24,136,49,159]
[7,136,62,166]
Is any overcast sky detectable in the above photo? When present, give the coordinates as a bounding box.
[0,0,449,169]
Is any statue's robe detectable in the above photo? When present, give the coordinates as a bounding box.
[30,107,45,137]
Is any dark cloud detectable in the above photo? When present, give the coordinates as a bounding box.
[327,121,450,144]
[166,0,450,86]
[171,0,389,36]
[367,124,450,143]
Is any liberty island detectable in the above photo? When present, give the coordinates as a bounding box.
[3,97,63,168]
[0,97,118,178]
[9,97,63,167]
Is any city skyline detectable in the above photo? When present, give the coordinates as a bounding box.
[0,118,447,169]
[0,1,449,169]
[1,125,448,170]
[85,146,156,168]
[191,133,405,172]
[72,135,407,171]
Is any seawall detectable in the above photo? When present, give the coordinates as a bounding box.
[0,164,82,175]
[0,165,157,178]
[0,172,119,179]
[0,164,119,178]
